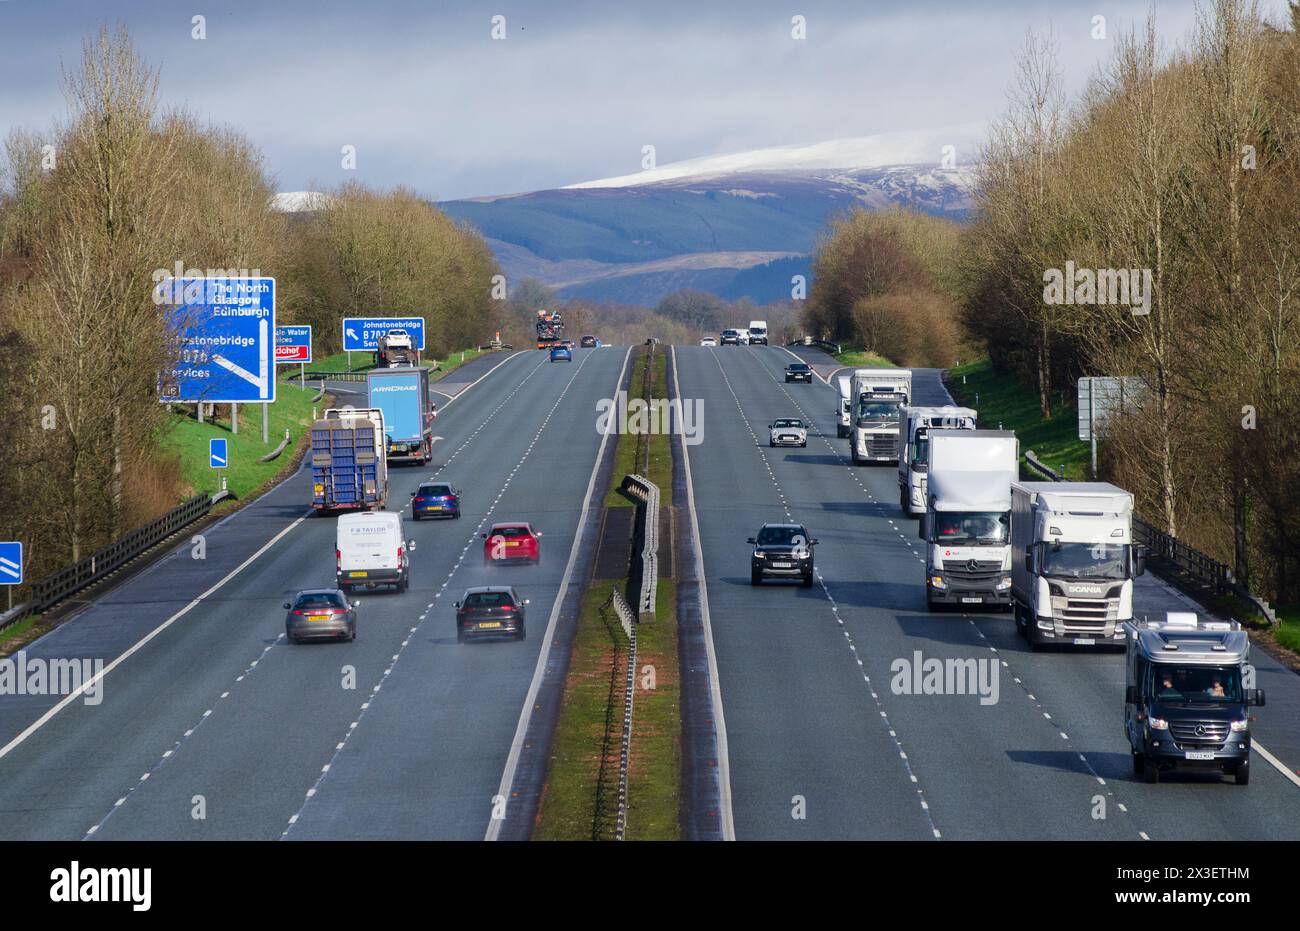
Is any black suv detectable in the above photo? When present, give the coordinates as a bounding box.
[580,335,597,348]
[748,523,818,586]
[785,362,813,383]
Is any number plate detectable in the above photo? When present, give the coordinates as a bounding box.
[772,562,792,568]
[308,614,331,622]
[1073,637,1096,645]
[478,621,502,629]
[1185,751,1215,761]
[348,571,367,578]
[961,597,982,604]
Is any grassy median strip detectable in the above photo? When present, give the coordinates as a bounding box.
[536,344,681,840]
[949,358,1090,480]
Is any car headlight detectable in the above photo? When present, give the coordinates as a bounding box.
[996,577,1012,590]
[1148,716,1169,731]
[1230,719,1249,732]
[930,575,945,589]
[753,551,765,559]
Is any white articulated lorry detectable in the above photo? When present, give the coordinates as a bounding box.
[836,374,853,437]
[921,430,1018,610]
[849,369,912,464]
[1011,482,1147,650]
[898,406,978,516]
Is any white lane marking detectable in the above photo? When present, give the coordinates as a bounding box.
[1253,740,1300,789]
[0,518,306,764]
[433,350,527,410]
[484,346,633,841]
[670,347,736,841]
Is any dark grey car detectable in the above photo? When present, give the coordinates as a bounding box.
[285,589,357,643]
[455,586,529,643]
[749,523,818,586]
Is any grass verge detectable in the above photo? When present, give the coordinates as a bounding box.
[833,348,895,368]
[1274,605,1300,653]
[948,358,1090,480]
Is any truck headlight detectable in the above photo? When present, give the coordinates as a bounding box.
[930,575,945,589]
[1230,719,1249,732]
[996,577,1012,590]
[753,551,765,559]
[1148,716,1169,731]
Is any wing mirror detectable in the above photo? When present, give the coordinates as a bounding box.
[351,601,360,609]
[523,599,531,605]
[1125,685,1139,705]
[809,538,819,546]
[917,516,927,541]
[480,532,488,539]
[409,490,417,496]
[1133,544,1148,577]
[1248,688,1266,707]
[1025,548,1035,574]
[282,602,291,610]
[453,600,461,609]
[407,540,416,551]
[746,537,756,545]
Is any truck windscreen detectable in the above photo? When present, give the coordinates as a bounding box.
[1040,542,1128,580]
[857,400,901,424]
[1149,665,1242,703]
[933,512,1008,543]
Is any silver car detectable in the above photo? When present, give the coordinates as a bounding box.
[769,418,808,448]
[284,588,358,643]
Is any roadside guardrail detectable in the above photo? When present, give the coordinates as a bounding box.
[619,474,659,621]
[0,492,218,634]
[1023,449,1277,626]
[787,336,843,355]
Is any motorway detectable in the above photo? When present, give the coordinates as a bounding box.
[673,344,1300,840]
[0,346,628,840]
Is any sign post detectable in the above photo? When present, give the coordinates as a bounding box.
[1078,376,1141,479]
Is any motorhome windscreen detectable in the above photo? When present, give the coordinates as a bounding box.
[1149,665,1242,703]
[857,400,901,423]
[934,512,1008,543]
[1041,542,1127,580]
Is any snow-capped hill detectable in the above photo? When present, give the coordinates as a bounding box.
[564,129,983,189]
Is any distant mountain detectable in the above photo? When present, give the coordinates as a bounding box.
[439,136,980,306]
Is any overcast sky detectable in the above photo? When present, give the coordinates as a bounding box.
[0,0,1290,200]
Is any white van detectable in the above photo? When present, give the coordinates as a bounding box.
[747,320,769,345]
[336,511,414,593]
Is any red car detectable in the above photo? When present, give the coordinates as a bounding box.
[482,522,542,564]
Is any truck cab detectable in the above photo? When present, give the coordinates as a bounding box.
[1011,482,1147,648]
[921,430,1017,610]
[1123,613,1263,784]
[849,369,912,464]
[898,406,977,516]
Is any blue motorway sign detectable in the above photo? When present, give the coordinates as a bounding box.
[210,438,228,469]
[159,277,276,403]
[341,317,426,352]
[0,541,22,585]
[275,325,313,364]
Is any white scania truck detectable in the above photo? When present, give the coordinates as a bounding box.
[1011,482,1147,649]
[921,430,1018,610]
[898,406,978,516]
[849,369,912,464]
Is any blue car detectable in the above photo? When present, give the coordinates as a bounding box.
[549,345,572,362]
[411,481,461,520]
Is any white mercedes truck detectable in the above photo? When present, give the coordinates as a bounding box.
[849,369,912,464]
[898,406,978,516]
[1011,481,1147,649]
[921,430,1018,610]
[836,374,852,437]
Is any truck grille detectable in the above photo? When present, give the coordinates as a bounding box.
[942,559,1003,582]
[1050,595,1119,631]
[1170,721,1228,749]
[868,435,898,457]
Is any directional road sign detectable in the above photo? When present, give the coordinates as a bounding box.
[342,317,426,352]
[0,542,23,585]
[158,277,276,403]
[274,325,312,364]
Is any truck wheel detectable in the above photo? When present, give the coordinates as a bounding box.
[751,570,762,586]
[801,572,813,587]
[1234,759,1250,785]
[1142,755,1159,784]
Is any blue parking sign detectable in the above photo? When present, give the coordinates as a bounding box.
[0,542,22,585]
[210,438,229,469]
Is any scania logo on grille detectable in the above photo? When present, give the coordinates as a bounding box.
[1069,585,1104,594]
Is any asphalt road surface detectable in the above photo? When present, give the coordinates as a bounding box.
[673,343,1300,840]
[0,346,628,840]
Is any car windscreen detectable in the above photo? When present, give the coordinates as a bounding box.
[1040,542,1128,580]
[933,512,1009,543]
[464,591,514,608]
[490,526,529,538]
[294,593,345,609]
[788,364,809,372]
[1149,665,1242,703]
[773,420,802,428]
[757,526,804,546]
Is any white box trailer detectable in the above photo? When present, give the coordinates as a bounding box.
[849,369,912,464]
[921,430,1017,610]
[897,406,977,516]
[1011,482,1146,649]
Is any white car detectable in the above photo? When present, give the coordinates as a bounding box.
[769,418,808,448]
[700,336,717,347]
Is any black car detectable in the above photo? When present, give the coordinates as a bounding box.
[454,586,529,642]
[720,330,740,346]
[785,362,813,383]
[748,523,818,586]
[284,589,357,643]
[580,335,597,348]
